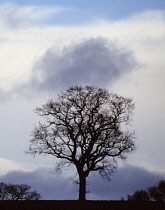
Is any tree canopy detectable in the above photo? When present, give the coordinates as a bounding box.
[127,180,165,201]
[27,85,136,200]
[0,182,41,200]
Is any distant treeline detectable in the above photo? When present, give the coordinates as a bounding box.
[125,180,165,201]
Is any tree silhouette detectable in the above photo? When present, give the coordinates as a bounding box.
[0,182,41,200]
[127,180,165,201]
[148,180,165,201]
[27,86,136,200]
[127,190,150,201]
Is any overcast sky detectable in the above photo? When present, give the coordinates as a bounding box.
[0,0,165,200]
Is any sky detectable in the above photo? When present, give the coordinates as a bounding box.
[0,0,165,200]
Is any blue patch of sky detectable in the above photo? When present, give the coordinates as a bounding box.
[1,0,165,25]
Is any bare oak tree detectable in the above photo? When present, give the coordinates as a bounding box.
[27,86,135,200]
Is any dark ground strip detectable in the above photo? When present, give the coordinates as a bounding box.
[0,200,164,210]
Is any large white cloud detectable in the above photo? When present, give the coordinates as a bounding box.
[0,6,164,93]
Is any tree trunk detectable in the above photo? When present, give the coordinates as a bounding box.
[78,174,86,201]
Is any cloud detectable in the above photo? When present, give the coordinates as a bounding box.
[0,165,164,200]
[0,9,163,96]
[0,3,68,29]
[88,165,165,200]
[31,37,138,91]
[0,167,77,200]
[0,158,25,175]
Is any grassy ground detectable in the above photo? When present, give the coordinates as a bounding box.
[0,200,164,210]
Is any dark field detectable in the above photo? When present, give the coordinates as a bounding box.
[0,200,164,210]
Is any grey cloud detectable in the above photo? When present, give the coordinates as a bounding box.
[88,165,164,200]
[32,37,138,92]
[0,165,164,200]
[0,168,77,200]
